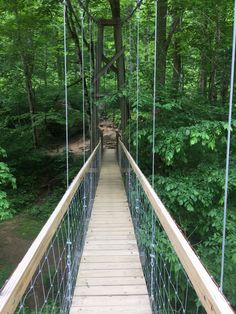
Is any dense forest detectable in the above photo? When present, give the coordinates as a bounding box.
[0,0,236,310]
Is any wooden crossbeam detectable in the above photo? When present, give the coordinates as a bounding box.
[102,54,118,74]
[94,47,125,84]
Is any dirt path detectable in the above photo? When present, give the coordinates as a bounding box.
[48,120,118,156]
[47,136,90,157]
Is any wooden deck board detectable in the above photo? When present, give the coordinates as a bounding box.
[70,149,152,313]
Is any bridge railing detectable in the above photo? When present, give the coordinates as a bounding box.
[0,142,101,314]
[118,139,234,314]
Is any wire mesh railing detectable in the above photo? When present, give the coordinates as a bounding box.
[0,142,101,314]
[118,139,234,314]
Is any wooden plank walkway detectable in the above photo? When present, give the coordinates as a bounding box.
[70,149,152,314]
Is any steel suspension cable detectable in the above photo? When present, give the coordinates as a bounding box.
[128,19,132,153]
[81,1,86,165]
[63,0,69,189]
[89,17,93,151]
[135,0,140,167]
[63,0,72,306]
[220,0,236,292]
[151,0,158,303]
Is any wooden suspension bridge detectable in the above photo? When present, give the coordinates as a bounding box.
[0,0,235,312]
[0,137,234,314]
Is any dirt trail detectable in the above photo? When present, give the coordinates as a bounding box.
[47,136,90,157]
[99,120,117,149]
[48,120,118,155]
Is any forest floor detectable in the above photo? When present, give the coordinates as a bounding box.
[0,214,43,288]
[0,120,117,290]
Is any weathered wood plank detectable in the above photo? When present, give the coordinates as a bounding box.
[71,295,150,307]
[77,276,145,286]
[73,285,148,296]
[84,244,138,250]
[79,262,141,270]
[78,269,144,278]
[83,250,139,256]
[70,306,150,314]
[81,256,140,264]
[86,235,136,240]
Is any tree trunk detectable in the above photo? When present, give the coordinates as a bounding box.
[22,58,39,148]
[14,7,38,148]
[109,0,128,134]
[66,0,97,149]
[156,0,168,95]
[171,12,182,98]
[199,51,207,96]
[220,55,230,105]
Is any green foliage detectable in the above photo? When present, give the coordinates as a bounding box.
[30,187,65,220]
[0,259,14,288]
[15,215,44,240]
[0,148,16,220]
[126,88,236,305]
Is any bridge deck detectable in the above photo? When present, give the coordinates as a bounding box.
[70,149,152,314]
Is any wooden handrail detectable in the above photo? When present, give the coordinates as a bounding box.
[119,139,234,314]
[0,142,101,314]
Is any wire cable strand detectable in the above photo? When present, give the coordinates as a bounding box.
[63,1,72,308]
[135,1,140,167]
[220,0,236,292]
[63,0,69,189]
[81,1,86,166]
[151,0,158,302]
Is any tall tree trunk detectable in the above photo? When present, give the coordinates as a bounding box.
[44,45,48,87]
[22,58,39,148]
[198,15,208,97]
[156,0,168,95]
[109,0,128,134]
[199,51,207,96]
[66,0,97,148]
[220,54,230,105]
[171,12,182,98]
[14,7,38,148]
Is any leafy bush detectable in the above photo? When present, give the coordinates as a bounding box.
[0,148,16,220]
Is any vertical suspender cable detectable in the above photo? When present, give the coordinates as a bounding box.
[152,0,158,188]
[136,0,140,166]
[151,0,158,302]
[63,0,69,189]
[220,0,236,292]
[89,17,93,151]
[63,0,72,306]
[81,1,86,165]
[128,13,132,153]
